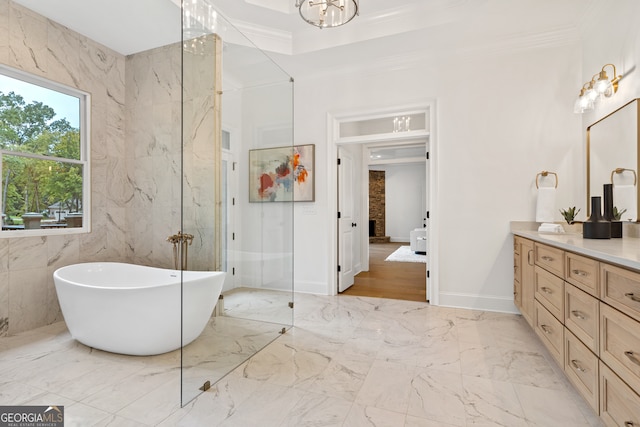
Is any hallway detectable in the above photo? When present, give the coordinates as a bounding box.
[341,242,427,302]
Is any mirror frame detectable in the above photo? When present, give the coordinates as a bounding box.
[586,98,640,219]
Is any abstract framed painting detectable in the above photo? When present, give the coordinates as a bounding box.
[248,144,315,202]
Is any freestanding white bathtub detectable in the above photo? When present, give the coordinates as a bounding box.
[53,262,225,356]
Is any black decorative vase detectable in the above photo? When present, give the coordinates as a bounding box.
[583,196,611,239]
[603,184,623,238]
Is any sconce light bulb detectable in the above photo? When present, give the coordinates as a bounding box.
[595,75,613,97]
[574,94,594,113]
[584,87,599,102]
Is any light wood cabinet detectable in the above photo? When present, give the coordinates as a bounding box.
[535,300,563,365]
[566,252,599,297]
[513,235,640,425]
[534,265,564,321]
[515,237,535,327]
[600,362,640,427]
[565,329,599,412]
[601,263,640,323]
[565,283,599,354]
[600,303,640,396]
[535,242,565,278]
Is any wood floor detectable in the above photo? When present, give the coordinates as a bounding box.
[340,242,427,302]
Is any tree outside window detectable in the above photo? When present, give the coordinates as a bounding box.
[0,68,89,233]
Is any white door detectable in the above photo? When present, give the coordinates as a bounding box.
[424,140,430,300]
[338,146,355,292]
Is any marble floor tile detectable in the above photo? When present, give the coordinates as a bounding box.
[63,402,112,427]
[279,392,353,427]
[216,383,304,427]
[514,382,593,426]
[459,340,510,381]
[462,375,527,426]
[156,373,263,426]
[343,404,406,427]
[305,353,373,401]
[239,340,333,388]
[407,367,466,426]
[355,360,416,413]
[0,290,606,427]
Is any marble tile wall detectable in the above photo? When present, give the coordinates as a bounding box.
[124,44,181,269]
[0,0,128,335]
[124,36,218,271]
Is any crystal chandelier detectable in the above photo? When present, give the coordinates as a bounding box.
[182,0,217,54]
[295,0,359,29]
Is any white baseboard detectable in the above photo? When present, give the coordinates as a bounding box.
[293,280,329,295]
[437,292,519,314]
[389,238,409,243]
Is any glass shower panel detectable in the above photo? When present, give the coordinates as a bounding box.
[181,0,293,406]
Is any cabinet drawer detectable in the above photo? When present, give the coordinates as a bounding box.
[535,300,563,366]
[600,303,640,395]
[535,243,565,278]
[601,263,640,322]
[565,252,599,297]
[565,328,599,413]
[565,283,599,354]
[535,265,564,320]
[600,362,640,427]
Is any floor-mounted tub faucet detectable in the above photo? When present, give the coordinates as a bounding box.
[167,231,194,270]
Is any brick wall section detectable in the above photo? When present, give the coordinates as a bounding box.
[369,170,386,237]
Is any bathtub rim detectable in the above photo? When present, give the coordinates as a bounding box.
[53,262,225,290]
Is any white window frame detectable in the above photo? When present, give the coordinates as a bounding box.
[0,65,91,238]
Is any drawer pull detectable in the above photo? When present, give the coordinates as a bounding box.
[541,256,554,262]
[624,351,640,366]
[571,269,588,277]
[570,359,586,373]
[571,310,586,320]
[540,324,552,334]
[625,293,640,303]
[625,422,635,427]
[541,287,553,294]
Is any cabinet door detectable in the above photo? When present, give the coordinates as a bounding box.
[520,238,535,327]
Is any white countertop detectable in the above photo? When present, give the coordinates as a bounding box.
[511,222,640,271]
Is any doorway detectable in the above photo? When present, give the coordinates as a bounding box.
[341,145,427,301]
[328,103,437,303]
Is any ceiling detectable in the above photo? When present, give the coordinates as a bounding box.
[13,0,603,79]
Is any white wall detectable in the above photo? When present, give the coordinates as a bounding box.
[293,42,584,312]
[579,1,640,150]
[369,163,426,242]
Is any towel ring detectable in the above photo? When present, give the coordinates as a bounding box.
[536,171,558,189]
[611,168,637,186]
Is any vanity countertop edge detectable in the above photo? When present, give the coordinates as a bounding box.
[511,221,640,271]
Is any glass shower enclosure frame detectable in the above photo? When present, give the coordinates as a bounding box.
[180,0,294,406]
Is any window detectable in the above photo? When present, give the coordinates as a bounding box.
[0,65,90,236]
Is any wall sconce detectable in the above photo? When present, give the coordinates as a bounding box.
[574,64,622,114]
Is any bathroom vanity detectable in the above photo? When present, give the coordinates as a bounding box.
[512,224,640,426]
